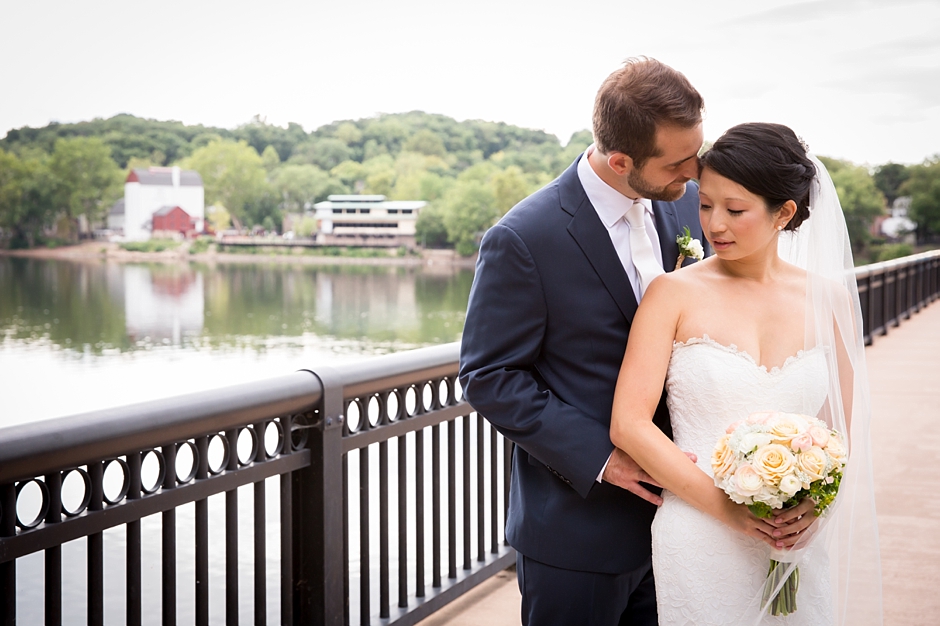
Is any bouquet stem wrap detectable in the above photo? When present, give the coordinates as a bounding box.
[765,548,802,616]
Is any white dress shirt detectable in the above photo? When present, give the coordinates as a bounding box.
[577,147,664,303]
[577,147,665,483]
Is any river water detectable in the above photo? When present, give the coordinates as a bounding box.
[0,256,474,427]
[0,255,482,624]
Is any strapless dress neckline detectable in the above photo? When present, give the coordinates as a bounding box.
[673,334,823,376]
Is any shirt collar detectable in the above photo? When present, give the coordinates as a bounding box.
[577,145,653,229]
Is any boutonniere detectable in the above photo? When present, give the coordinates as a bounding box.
[675,226,705,270]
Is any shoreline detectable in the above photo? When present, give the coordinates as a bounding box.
[0,241,477,268]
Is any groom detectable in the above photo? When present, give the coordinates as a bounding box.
[459,58,705,625]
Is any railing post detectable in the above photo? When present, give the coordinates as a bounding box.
[1,482,16,626]
[295,367,345,625]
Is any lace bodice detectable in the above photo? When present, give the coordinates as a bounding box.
[652,335,834,625]
[665,335,828,476]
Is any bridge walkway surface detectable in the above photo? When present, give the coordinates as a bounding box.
[419,300,940,626]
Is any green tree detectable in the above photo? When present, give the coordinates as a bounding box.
[289,137,353,170]
[403,129,447,157]
[903,157,940,240]
[270,164,343,211]
[873,162,911,207]
[261,145,281,172]
[48,137,123,238]
[182,139,270,229]
[206,204,232,233]
[819,157,885,253]
[440,180,499,256]
[0,149,53,248]
[415,202,449,248]
[492,165,530,215]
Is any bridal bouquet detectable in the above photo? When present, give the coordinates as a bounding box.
[711,411,846,616]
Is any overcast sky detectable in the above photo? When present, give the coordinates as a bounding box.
[2,0,938,165]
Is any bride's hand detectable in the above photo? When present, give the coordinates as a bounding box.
[720,501,783,548]
[767,498,818,548]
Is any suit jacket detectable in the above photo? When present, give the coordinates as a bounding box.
[458,156,703,574]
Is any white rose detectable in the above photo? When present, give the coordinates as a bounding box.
[737,431,773,455]
[779,473,803,496]
[733,464,764,497]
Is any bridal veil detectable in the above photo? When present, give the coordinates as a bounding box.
[770,155,884,625]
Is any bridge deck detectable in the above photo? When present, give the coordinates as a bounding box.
[419,300,940,626]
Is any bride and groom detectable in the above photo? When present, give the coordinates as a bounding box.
[459,58,882,624]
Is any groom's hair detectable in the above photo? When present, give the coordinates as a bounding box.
[593,58,704,169]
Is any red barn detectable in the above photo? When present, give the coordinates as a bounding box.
[152,205,195,236]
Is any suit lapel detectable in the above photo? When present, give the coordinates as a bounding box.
[653,200,681,274]
[560,162,640,322]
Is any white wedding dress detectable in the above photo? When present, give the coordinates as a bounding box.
[651,336,834,625]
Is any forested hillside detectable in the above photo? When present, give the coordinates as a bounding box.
[2,112,936,260]
[0,112,591,253]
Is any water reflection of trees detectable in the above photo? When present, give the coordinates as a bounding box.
[0,258,473,354]
[0,257,130,352]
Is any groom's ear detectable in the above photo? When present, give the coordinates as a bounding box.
[607,152,634,176]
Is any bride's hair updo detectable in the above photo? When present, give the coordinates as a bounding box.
[699,123,816,231]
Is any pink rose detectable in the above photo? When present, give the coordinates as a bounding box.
[809,426,830,447]
[790,432,814,453]
[747,411,775,425]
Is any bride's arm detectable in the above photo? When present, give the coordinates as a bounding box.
[609,276,785,548]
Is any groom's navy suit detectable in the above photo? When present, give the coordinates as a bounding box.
[459,156,702,622]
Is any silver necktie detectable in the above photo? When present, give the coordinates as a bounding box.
[624,201,664,298]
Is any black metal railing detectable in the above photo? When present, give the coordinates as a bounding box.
[1,250,938,625]
[855,250,940,345]
[0,345,513,625]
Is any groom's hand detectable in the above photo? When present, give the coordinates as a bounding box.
[602,449,697,505]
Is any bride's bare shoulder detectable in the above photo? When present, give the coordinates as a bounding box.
[645,258,718,299]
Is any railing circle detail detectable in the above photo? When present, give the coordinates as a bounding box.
[102,458,130,505]
[140,449,166,495]
[175,441,199,484]
[207,433,230,476]
[346,400,363,432]
[61,468,92,517]
[265,419,286,458]
[404,386,418,417]
[386,390,401,422]
[238,426,260,465]
[15,478,49,529]
[368,394,382,427]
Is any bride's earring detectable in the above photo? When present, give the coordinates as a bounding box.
[776,225,784,231]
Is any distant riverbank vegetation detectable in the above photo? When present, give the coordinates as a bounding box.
[1,112,938,261]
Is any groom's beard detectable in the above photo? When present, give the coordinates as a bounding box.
[628,168,690,202]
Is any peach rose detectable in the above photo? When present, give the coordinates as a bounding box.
[768,414,808,445]
[826,437,847,466]
[712,434,735,479]
[752,443,796,484]
[796,446,829,481]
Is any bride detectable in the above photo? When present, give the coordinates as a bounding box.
[610,123,883,624]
